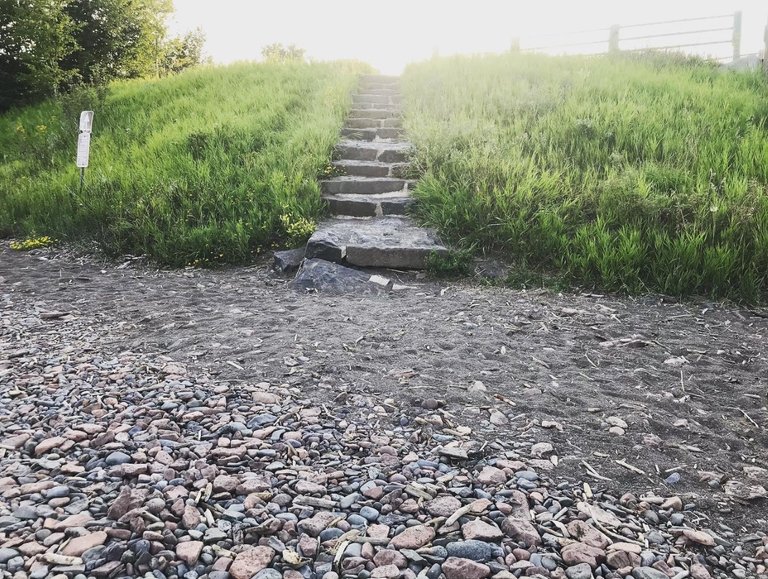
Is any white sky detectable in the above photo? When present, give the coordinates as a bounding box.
[169,1,768,73]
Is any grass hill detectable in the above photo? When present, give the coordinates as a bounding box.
[4,52,768,301]
[0,61,367,265]
[403,53,768,301]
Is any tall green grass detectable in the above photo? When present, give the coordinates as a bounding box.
[0,61,368,265]
[403,53,768,301]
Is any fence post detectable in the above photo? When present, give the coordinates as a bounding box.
[609,25,620,54]
[764,17,768,75]
[732,11,742,62]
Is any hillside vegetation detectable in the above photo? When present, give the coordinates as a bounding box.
[403,53,768,301]
[0,62,366,265]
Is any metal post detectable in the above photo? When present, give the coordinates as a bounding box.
[609,25,620,54]
[79,168,85,195]
[732,11,742,62]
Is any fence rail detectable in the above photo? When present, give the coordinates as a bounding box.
[519,12,747,63]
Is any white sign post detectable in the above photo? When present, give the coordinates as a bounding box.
[79,111,93,133]
[76,132,91,168]
[76,111,94,193]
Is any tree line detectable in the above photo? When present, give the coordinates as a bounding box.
[0,0,205,111]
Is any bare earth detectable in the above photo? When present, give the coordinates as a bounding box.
[2,243,768,579]
[2,244,766,533]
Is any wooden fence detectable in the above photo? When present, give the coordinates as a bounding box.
[517,12,754,64]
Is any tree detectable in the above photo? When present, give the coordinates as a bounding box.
[159,27,205,75]
[0,0,205,111]
[0,0,78,110]
[261,43,305,63]
[61,0,173,84]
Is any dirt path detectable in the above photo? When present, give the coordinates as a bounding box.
[2,244,767,535]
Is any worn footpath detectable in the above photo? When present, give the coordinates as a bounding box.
[1,245,767,579]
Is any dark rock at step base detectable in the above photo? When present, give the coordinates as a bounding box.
[272,247,306,274]
[291,258,390,294]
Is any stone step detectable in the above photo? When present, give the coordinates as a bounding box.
[345,118,383,129]
[358,89,400,97]
[353,94,389,106]
[333,160,390,178]
[345,118,403,130]
[359,85,399,92]
[340,128,375,141]
[361,76,399,83]
[360,84,400,92]
[335,141,410,163]
[323,193,413,217]
[359,77,399,89]
[350,102,399,111]
[321,177,407,195]
[376,127,404,139]
[340,127,405,141]
[306,216,448,269]
[333,160,408,178]
[353,94,401,106]
[361,74,399,83]
[359,80,399,89]
[349,109,400,119]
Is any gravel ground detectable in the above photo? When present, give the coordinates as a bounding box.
[1,243,767,579]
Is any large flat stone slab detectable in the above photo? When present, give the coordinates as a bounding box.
[305,217,448,269]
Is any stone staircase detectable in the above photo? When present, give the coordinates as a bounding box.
[304,75,447,270]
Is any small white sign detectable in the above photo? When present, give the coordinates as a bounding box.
[79,111,94,132]
[76,132,91,168]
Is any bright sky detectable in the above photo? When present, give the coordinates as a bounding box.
[169,1,768,73]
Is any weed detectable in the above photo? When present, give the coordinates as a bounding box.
[279,212,316,244]
[318,162,345,179]
[10,235,55,250]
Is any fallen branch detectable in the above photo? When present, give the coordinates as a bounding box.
[591,517,644,546]
[581,460,612,482]
[615,459,646,476]
[728,407,759,429]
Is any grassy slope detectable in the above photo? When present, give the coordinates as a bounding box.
[0,61,367,265]
[403,53,768,301]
